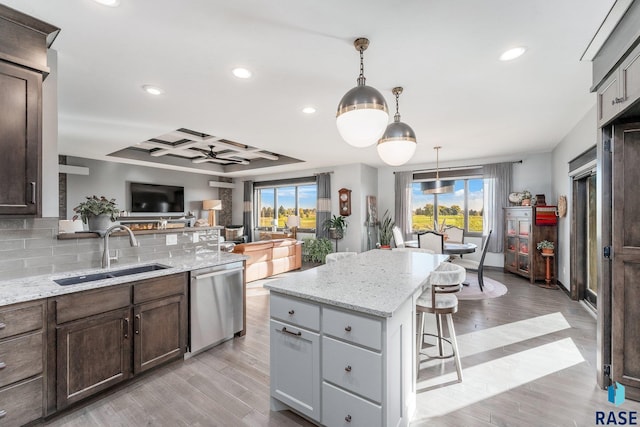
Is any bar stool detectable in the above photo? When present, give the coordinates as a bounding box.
[416,262,466,382]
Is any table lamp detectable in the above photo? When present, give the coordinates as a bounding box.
[286,215,301,239]
[202,199,222,227]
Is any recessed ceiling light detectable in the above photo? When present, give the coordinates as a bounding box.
[500,47,527,61]
[142,85,164,96]
[94,0,120,7]
[232,68,252,79]
[302,106,316,114]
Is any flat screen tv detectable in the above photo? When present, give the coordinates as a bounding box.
[130,182,184,213]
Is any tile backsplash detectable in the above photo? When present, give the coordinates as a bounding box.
[0,218,222,280]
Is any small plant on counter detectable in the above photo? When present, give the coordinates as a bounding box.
[378,210,395,248]
[302,237,333,263]
[72,195,120,223]
[536,240,554,252]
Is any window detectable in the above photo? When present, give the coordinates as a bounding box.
[255,181,317,231]
[411,178,484,235]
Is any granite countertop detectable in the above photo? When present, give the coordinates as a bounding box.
[0,251,247,307]
[264,249,449,317]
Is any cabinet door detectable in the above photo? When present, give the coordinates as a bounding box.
[270,319,320,422]
[0,62,41,215]
[56,308,131,409]
[133,294,186,374]
[620,44,640,112]
[598,71,621,127]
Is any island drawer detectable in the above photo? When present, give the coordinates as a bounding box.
[322,336,382,403]
[0,332,43,388]
[271,293,320,331]
[323,307,382,350]
[322,382,381,427]
[0,301,43,340]
[0,376,43,427]
[55,285,130,324]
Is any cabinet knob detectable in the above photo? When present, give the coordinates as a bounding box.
[0,362,5,369]
[288,309,295,315]
[344,365,352,372]
[345,414,352,423]
[344,326,352,332]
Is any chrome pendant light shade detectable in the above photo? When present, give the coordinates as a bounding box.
[422,146,455,194]
[336,38,389,148]
[377,87,417,166]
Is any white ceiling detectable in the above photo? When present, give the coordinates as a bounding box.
[4,0,615,177]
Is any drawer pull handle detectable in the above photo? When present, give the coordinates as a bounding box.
[345,414,352,423]
[0,322,5,330]
[288,309,295,315]
[344,326,352,332]
[123,317,129,339]
[135,314,141,335]
[345,365,352,372]
[280,327,301,337]
[0,362,6,369]
[0,409,6,418]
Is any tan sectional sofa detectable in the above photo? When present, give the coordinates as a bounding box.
[232,238,302,282]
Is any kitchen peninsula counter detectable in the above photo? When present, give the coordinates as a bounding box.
[265,249,449,426]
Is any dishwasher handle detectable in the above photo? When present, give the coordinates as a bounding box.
[193,266,244,280]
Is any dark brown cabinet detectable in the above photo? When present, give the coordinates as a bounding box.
[48,273,188,412]
[503,207,557,283]
[0,5,59,216]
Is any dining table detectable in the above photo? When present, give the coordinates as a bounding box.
[404,240,478,255]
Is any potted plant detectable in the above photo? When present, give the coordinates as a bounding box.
[536,240,554,255]
[520,190,532,206]
[302,237,333,264]
[323,215,348,240]
[72,196,120,233]
[378,210,395,249]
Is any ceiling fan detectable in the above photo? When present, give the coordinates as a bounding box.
[192,145,249,165]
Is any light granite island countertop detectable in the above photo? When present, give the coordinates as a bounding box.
[265,249,449,427]
[0,251,247,307]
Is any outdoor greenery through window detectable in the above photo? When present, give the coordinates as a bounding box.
[411,179,484,235]
[256,184,317,230]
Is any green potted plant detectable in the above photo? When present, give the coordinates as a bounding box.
[302,237,333,264]
[536,240,554,255]
[72,196,120,233]
[378,210,395,249]
[324,215,348,240]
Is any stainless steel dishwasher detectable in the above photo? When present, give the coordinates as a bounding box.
[188,261,244,356]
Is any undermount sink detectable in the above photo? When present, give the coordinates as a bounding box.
[54,264,170,286]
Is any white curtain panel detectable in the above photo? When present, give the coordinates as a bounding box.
[482,163,512,253]
[394,171,413,239]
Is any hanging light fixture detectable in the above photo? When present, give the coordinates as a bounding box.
[377,87,417,166]
[336,37,389,148]
[421,146,455,194]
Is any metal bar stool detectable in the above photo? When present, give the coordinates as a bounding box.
[416,262,466,382]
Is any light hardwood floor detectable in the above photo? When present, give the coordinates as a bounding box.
[41,269,639,427]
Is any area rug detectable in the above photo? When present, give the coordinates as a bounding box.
[457,274,508,300]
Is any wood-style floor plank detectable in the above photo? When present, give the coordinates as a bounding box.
[41,268,640,426]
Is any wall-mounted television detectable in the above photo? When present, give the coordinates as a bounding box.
[130,182,185,213]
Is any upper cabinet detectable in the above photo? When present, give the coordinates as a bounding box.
[598,42,640,127]
[0,5,59,216]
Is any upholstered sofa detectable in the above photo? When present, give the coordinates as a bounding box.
[232,238,302,282]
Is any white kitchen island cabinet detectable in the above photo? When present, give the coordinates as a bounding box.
[265,250,448,427]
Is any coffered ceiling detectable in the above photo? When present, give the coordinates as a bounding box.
[2,0,617,177]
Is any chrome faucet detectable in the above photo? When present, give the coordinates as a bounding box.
[102,225,139,269]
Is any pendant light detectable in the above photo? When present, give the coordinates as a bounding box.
[336,38,389,148]
[377,87,417,166]
[421,146,455,194]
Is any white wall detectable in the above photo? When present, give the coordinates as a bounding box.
[42,49,58,217]
[551,105,598,289]
[65,157,219,220]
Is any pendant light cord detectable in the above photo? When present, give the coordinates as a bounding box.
[359,47,364,79]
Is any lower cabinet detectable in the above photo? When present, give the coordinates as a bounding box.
[49,272,188,413]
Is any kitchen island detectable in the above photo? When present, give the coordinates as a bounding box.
[264,249,448,427]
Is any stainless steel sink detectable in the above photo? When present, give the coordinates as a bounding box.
[54,264,170,286]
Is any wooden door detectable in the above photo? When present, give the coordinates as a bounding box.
[611,122,640,400]
[133,294,185,374]
[56,308,132,409]
[0,61,41,215]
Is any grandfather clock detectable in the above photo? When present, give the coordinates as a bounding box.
[338,188,351,216]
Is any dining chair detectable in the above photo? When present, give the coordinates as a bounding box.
[451,229,492,291]
[325,252,358,265]
[443,226,464,244]
[392,226,405,248]
[418,231,444,254]
[416,262,466,382]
